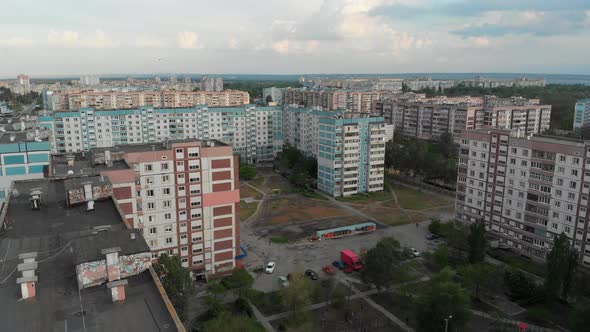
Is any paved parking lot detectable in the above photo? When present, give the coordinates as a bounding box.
[242,221,439,292]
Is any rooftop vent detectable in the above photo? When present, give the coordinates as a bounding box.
[30,190,42,210]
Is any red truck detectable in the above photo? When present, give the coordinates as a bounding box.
[340,250,362,271]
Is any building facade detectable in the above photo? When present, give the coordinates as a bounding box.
[262,87,283,104]
[573,99,590,136]
[79,75,100,86]
[317,117,386,196]
[49,90,249,111]
[51,105,283,164]
[281,89,392,113]
[456,129,590,266]
[374,96,551,141]
[200,76,224,92]
[0,137,50,203]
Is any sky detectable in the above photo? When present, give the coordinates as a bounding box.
[1,0,590,77]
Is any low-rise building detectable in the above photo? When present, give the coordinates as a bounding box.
[573,98,590,136]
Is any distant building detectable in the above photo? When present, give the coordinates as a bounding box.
[0,102,12,114]
[573,99,590,136]
[262,87,283,104]
[154,76,161,83]
[169,76,177,84]
[80,75,100,86]
[402,77,455,91]
[200,76,223,92]
[16,74,31,94]
[460,76,545,88]
[373,95,551,141]
[183,76,191,84]
[49,90,250,111]
[281,88,393,113]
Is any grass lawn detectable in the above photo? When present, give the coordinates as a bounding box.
[270,236,289,244]
[488,249,546,278]
[239,184,263,200]
[249,177,266,190]
[240,201,259,221]
[302,191,329,200]
[392,184,451,210]
[336,190,393,202]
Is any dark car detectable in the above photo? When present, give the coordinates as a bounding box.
[426,233,439,240]
[332,260,345,270]
[305,269,319,280]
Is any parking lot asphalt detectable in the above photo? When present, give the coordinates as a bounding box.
[242,220,440,292]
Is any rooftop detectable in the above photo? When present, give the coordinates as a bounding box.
[0,178,176,332]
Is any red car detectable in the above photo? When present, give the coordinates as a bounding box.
[343,266,354,274]
[323,265,336,275]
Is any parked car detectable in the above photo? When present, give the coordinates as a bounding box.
[305,269,319,280]
[343,266,353,273]
[340,250,363,271]
[277,276,289,288]
[410,248,421,257]
[426,233,439,240]
[323,265,337,275]
[332,260,345,270]
[265,262,276,274]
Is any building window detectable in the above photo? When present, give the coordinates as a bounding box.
[190,188,200,195]
[191,212,201,218]
[181,258,188,263]
[179,186,185,191]
[163,200,171,208]
[192,236,202,243]
[192,247,203,254]
[149,239,158,247]
[189,164,199,170]
[163,188,171,195]
[176,148,183,153]
[149,227,157,235]
[147,189,154,197]
[146,177,154,184]
[144,164,153,172]
[162,162,169,170]
[189,177,200,183]
[164,213,172,220]
[165,224,173,233]
[190,201,201,207]
[189,152,199,157]
[147,202,155,210]
[162,175,170,183]
[191,224,202,230]
[165,237,173,244]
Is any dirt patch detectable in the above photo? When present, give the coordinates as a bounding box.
[256,193,359,226]
[391,183,453,210]
[239,184,263,200]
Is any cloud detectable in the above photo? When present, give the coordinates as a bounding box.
[135,37,163,48]
[469,37,491,47]
[272,39,289,54]
[0,37,35,46]
[177,31,199,49]
[47,29,115,48]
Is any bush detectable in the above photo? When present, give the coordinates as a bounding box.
[504,269,538,301]
[428,219,441,235]
[239,164,257,180]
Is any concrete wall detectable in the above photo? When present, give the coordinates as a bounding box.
[76,252,151,289]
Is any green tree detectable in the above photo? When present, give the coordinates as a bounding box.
[459,263,496,298]
[265,95,273,104]
[570,303,590,332]
[361,237,407,289]
[202,311,265,332]
[428,218,442,235]
[504,269,537,301]
[545,232,579,303]
[415,268,471,332]
[281,270,312,327]
[153,254,194,319]
[431,245,449,270]
[239,163,257,180]
[467,221,486,264]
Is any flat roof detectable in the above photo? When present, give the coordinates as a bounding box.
[0,178,176,332]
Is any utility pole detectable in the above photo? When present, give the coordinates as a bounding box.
[444,315,453,332]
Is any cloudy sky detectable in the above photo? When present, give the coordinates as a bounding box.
[1,0,590,77]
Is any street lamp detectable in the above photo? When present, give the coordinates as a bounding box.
[444,315,453,332]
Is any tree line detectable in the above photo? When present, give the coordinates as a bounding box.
[385,132,457,184]
[0,87,41,112]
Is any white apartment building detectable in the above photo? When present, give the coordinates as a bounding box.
[456,129,590,266]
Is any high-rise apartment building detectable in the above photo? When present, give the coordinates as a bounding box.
[374,95,551,141]
[281,89,391,113]
[456,129,590,266]
[16,74,31,94]
[80,75,100,86]
[573,99,590,136]
[51,140,240,277]
[200,76,224,92]
[49,90,249,111]
[51,105,283,164]
[282,107,386,197]
[262,87,283,104]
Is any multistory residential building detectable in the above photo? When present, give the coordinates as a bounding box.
[317,116,386,196]
[282,107,386,196]
[51,140,240,277]
[403,77,455,91]
[456,129,590,266]
[573,99,590,136]
[0,133,50,203]
[200,76,224,92]
[183,76,192,84]
[51,105,283,163]
[460,76,545,88]
[262,87,283,104]
[80,75,100,86]
[49,90,249,111]
[281,89,392,113]
[374,96,551,141]
[15,74,31,94]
